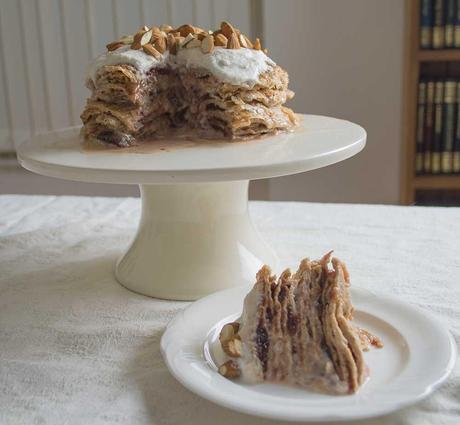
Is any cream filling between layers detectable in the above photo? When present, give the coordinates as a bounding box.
[236,284,264,384]
[87,45,276,88]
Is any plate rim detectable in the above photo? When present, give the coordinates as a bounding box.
[160,284,456,422]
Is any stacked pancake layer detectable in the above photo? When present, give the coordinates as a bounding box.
[218,253,383,395]
[80,22,298,146]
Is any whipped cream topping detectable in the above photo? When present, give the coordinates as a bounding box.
[87,45,275,88]
[173,47,275,87]
[87,45,168,83]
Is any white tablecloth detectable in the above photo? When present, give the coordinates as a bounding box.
[0,195,459,425]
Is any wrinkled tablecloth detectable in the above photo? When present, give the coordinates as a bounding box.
[0,195,459,425]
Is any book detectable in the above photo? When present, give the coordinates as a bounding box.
[453,81,460,172]
[455,0,460,47]
[441,80,456,173]
[433,0,445,49]
[431,81,444,174]
[424,81,435,173]
[416,81,427,174]
[420,0,433,48]
[445,0,457,47]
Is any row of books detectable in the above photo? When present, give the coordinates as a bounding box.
[420,0,460,49]
[416,79,460,174]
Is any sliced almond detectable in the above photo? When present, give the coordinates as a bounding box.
[133,30,145,44]
[141,25,149,32]
[221,335,243,357]
[253,38,262,50]
[154,36,167,53]
[140,29,153,46]
[106,41,124,51]
[152,31,167,44]
[239,33,248,48]
[263,48,268,55]
[214,33,228,47]
[143,43,162,59]
[166,33,175,47]
[131,41,142,50]
[167,34,178,54]
[219,322,240,342]
[201,35,214,53]
[181,33,195,48]
[218,360,241,379]
[186,38,201,49]
[227,32,240,49]
[160,24,173,33]
[220,21,235,39]
[242,35,253,49]
[176,24,195,37]
[197,32,206,41]
[172,31,181,37]
[151,26,162,38]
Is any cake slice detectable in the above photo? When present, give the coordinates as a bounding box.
[218,253,383,395]
[80,22,298,146]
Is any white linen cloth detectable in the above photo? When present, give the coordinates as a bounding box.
[0,194,459,425]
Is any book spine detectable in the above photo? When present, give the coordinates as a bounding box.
[453,81,460,172]
[456,0,460,47]
[416,81,427,174]
[445,0,456,47]
[432,80,444,174]
[424,81,435,173]
[441,80,456,173]
[433,0,445,48]
[420,0,434,48]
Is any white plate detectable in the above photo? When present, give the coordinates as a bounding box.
[161,285,456,422]
[16,114,365,184]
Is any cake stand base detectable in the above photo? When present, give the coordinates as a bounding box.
[115,181,278,300]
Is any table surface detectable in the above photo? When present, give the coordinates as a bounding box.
[0,195,459,425]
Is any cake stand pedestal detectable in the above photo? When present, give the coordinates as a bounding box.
[116,181,275,299]
[17,115,366,300]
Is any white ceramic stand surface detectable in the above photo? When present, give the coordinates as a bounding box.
[17,115,366,300]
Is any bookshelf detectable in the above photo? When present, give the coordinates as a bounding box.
[401,0,460,204]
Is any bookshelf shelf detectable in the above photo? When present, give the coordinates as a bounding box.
[401,0,460,205]
[413,175,460,189]
[418,49,460,62]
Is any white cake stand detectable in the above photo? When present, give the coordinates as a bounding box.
[17,115,366,300]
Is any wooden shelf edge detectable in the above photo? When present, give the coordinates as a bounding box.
[418,49,460,62]
[400,0,419,205]
[413,175,460,189]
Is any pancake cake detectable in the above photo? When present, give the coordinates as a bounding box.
[81,22,298,146]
